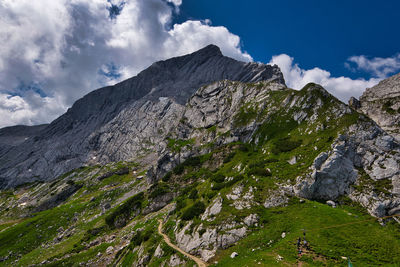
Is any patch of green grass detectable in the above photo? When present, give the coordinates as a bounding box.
[0,201,85,265]
[212,198,400,266]
[44,242,111,267]
[167,138,195,152]
[233,104,258,127]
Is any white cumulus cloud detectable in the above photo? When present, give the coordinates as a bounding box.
[269,54,381,102]
[0,0,251,128]
[346,54,400,78]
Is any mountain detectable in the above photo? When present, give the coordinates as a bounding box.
[351,73,400,141]
[0,44,284,189]
[0,124,48,156]
[0,46,399,266]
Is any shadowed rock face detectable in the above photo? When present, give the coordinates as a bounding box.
[357,73,400,140]
[0,44,285,188]
[0,124,48,157]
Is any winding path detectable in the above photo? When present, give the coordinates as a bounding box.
[158,219,208,267]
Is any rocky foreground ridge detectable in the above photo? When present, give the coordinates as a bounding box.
[0,46,399,266]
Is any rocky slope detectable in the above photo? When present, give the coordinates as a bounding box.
[0,45,284,189]
[0,124,47,157]
[0,46,399,266]
[350,73,400,140]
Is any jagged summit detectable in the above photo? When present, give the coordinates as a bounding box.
[0,44,285,188]
[47,44,284,135]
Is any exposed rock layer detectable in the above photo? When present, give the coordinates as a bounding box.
[356,73,400,140]
[0,45,284,188]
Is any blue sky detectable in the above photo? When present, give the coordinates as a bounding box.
[0,0,398,127]
[175,0,400,80]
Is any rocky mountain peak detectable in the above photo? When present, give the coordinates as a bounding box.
[0,45,285,188]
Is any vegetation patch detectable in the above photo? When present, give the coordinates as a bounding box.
[105,192,144,228]
[181,201,206,220]
[167,138,195,152]
[233,104,258,127]
[271,137,302,154]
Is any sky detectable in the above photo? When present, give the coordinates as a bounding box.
[0,0,399,127]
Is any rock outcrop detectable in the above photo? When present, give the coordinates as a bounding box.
[294,120,400,216]
[355,73,400,140]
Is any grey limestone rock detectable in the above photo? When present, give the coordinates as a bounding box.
[294,120,400,217]
[357,73,400,140]
[0,44,285,188]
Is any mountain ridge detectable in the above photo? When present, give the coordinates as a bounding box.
[0,51,400,265]
[0,44,284,188]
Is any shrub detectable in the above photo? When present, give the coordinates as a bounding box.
[188,189,198,199]
[82,225,108,242]
[211,183,225,191]
[181,201,206,220]
[238,144,249,152]
[162,171,172,182]
[105,192,144,228]
[226,174,244,186]
[149,183,170,199]
[176,198,186,211]
[206,191,217,199]
[173,164,184,175]
[183,156,201,167]
[223,152,236,163]
[248,167,271,177]
[382,101,396,114]
[131,228,153,247]
[198,229,206,236]
[211,173,225,183]
[272,137,302,154]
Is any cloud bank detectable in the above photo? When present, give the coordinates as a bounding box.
[0,0,398,127]
[269,54,383,102]
[0,0,251,127]
[346,54,400,79]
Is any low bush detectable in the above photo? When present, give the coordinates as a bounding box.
[248,167,271,177]
[272,137,302,154]
[183,156,202,168]
[188,189,198,199]
[149,183,170,199]
[173,164,184,175]
[82,225,108,242]
[223,152,235,163]
[211,173,225,183]
[176,198,186,211]
[181,201,206,220]
[131,228,153,247]
[162,172,172,182]
[105,192,144,228]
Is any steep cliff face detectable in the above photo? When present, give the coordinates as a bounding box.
[355,73,400,140]
[0,45,284,188]
[0,124,47,156]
